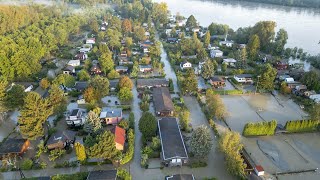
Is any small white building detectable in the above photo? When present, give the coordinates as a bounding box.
[254,165,265,176]
[68,60,81,67]
[219,40,234,47]
[79,47,91,53]
[192,27,200,33]
[77,95,86,105]
[180,61,192,70]
[234,74,253,84]
[223,58,237,67]
[165,29,172,35]
[210,49,223,58]
[86,38,96,44]
[285,77,295,83]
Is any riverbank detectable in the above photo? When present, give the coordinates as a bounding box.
[226,0,320,9]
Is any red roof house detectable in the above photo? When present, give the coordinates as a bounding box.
[112,126,126,151]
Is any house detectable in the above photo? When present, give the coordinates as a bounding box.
[180,61,192,70]
[120,51,127,58]
[181,55,197,59]
[276,60,289,70]
[46,130,76,150]
[100,26,106,31]
[209,76,226,88]
[63,65,75,75]
[79,47,91,53]
[167,37,178,44]
[238,44,246,49]
[309,94,320,103]
[254,165,265,176]
[90,64,102,75]
[139,65,153,73]
[109,80,119,91]
[210,49,223,58]
[115,66,128,74]
[166,174,195,180]
[86,170,117,180]
[74,82,88,92]
[208,44,219,50]
[192,27,200,33]
[278,74,291,81]
[143,47,150,54]
[65,109,86,127]
[77,95,86,104]
[11,82,34,92]
[142,23,148,28]
[197,77,208,92]
[140,40,153,48]
[99,107,123,125]
[86,38,96,44]
[219,40,234,47]
[153,87,174,116]
[111,126,126,151]
[75,52,88,61]
[137,79,169,89]
[158,117,188,166]
[234,74,253,84]
[68,60,81,67]
[145,31,150,37]
[165,29,172,35]
[285,77,295,83]
[0,139,30,158]
[119,57,133,65]
[286,81,302,89]
[223,58,237,67]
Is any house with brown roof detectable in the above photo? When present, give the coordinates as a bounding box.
[75,52,88,61]
[153,87,174,116]
[90,64,102,75]
[112,126,126,151]
[63,65,75,75]
[137,78,169,89]
[46,130,76,150]
[209,76,225,88]
[0,139,30,158]
[99,107,123,125]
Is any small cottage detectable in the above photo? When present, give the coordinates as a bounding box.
[234,74,253,84]
[68,60,81,67]
[63,65,75,75]
[210,49,223,58]
[223,58,237,67]
[0,139,30,158]
[86,38,96,44]
[111,126,126,151]
[209,76,225,88]
[139,65,153,73]
[100,107,123,125]
[46,130,76,150]
[180,61,192,70]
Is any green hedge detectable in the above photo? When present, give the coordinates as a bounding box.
[120,129,134,165]
[213,89,243,95]
[243,120,277,136]
[285,120,320,133]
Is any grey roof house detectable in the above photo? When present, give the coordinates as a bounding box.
[46,130,76,150]
[153,87,174,116]
[99,107,123,125]
[86,170,117,180]
[137,78,169,89]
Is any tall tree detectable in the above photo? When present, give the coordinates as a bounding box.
[0,77,8,122]
[206,89,226,120]
[121,19,132,34]
[252,21,276,51]
[77,69,90,81]
[201,59,215,79]
[181,69,198,95]
[204,31,211,47]
[130,61,139,78]
[301,71,320,92]
[84,111,102,134]
[99,48,114,75]
[89,76,110,99]
[179,109,190,131]
[186,15,197,29]
[83,86,97,104]
[88,131,121,161]
[138,112,157,140]
[190,126,213,158]
[258,64,277,91]
[118,76,133,90]
[48,84,67,115]
[19,92,52,140]
[40,78,50,89]
[247,34,260,61]
[273,29,288,55]
[118,87,133,102]
[133,26,146,41]
[4,85,26,110]
[53,74,75,88]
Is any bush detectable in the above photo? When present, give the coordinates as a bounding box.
[117,168,132,180]
[21,158,33,170]
[49,149,66,161]
[212,89,243,95]
[243,120,277,136]
[189,160,207,168]
[68,90,81,97]
[120,129,134,165]
[150,137,161,151]
[129,112,135,130]
[169,78,174,92]
[285,120,320,133]
[51,172,88,180]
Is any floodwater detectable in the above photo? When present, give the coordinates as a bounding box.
[154,0,320,55]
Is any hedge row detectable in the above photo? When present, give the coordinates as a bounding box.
[213,89,244,95]
[285,120,320,133]
[120,129,134,165]
[243,120,277,136]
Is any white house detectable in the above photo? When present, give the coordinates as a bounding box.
[223,58,237,67]
[177,20,186,27]
[145,32,150,37]
[143,47,150,54]
[79,47,91,53]
[165,29,172,35]
[86,38,96,44]
[208,44,219,50]
[68,60,81,67]
[285,77,295,83]
[254,165,265,176]
[210,49,223,58]
[65,109,86,127]
[77,95,86,105]
[234,74,253,84]
[100,26,106,31]
[192,27,200,33]
[180,61,192,70]
[219,40,234,47]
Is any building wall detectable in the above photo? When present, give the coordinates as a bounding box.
[115,142,124,151]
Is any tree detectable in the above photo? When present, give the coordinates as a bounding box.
[88,131,121,160]
[125,37,133,47]
[99,50,114,75]
[84,111,102,134]
[107,70,120,80]
[75,142,86,162]
[139,112,157,140]
[134,26,146,41]
[197,48,208,61]
[118,76,133,90]
[48,84,67,115]
[49,149,66,162]
[151,2,168,24]
[258,64,277,91]
[310,104,320,121]
[131,61,139,78]
[247,34,260,61]
[40,78,50,89]
[236,48,247,68]
[204,31,211,47]
[107,29,122,50]
[53,74,75,88]
[280,82,291,94]
[190,126,213,158]
[83,87,97,104]
[19,92,52,140]
[89,76,110,99]
[252,21,276,51]
[4,84,26,109]
[201,59,215,79]
[218,131,246,178]
[118,87,133,102]
[186,15,197,29]
[89,18,99,33]
[273,29,288,55]
[77,69,90,81]
[179,109,190,131]
[181,69,198,95]
[221,62,227,74]
[206,89,226,120]
[0,77,8,116]
[121,19,132,34]
[301,71,320,92]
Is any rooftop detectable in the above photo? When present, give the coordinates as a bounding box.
[235,74,253,78]
[100,107,122,118]
[158,117,188,160]
[137,78,169,87]
[47,130,76,145]
[86,170,117,180]
[74,82,88,91]
[112,126,126,146]
[166,174,195,180]
[153,87,174,112]
[0,138,28,154]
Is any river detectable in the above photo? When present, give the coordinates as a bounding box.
[154,0,320,55]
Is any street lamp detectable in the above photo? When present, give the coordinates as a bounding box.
[255,75,261,95]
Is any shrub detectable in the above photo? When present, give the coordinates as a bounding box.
[120,129,134,165]
[189,160,207,168]
[128,112,135,130]
[169,78,174,92]
[285,120,320,133]
[150,136,161,151]
[51,172,88,180]
[75,142,86,162]
[117,168,132,180]
[49,149,66,161]
[212,89,243,95]
[118,120,129,130]
[21,158,33,170]
[243,120,277,136]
